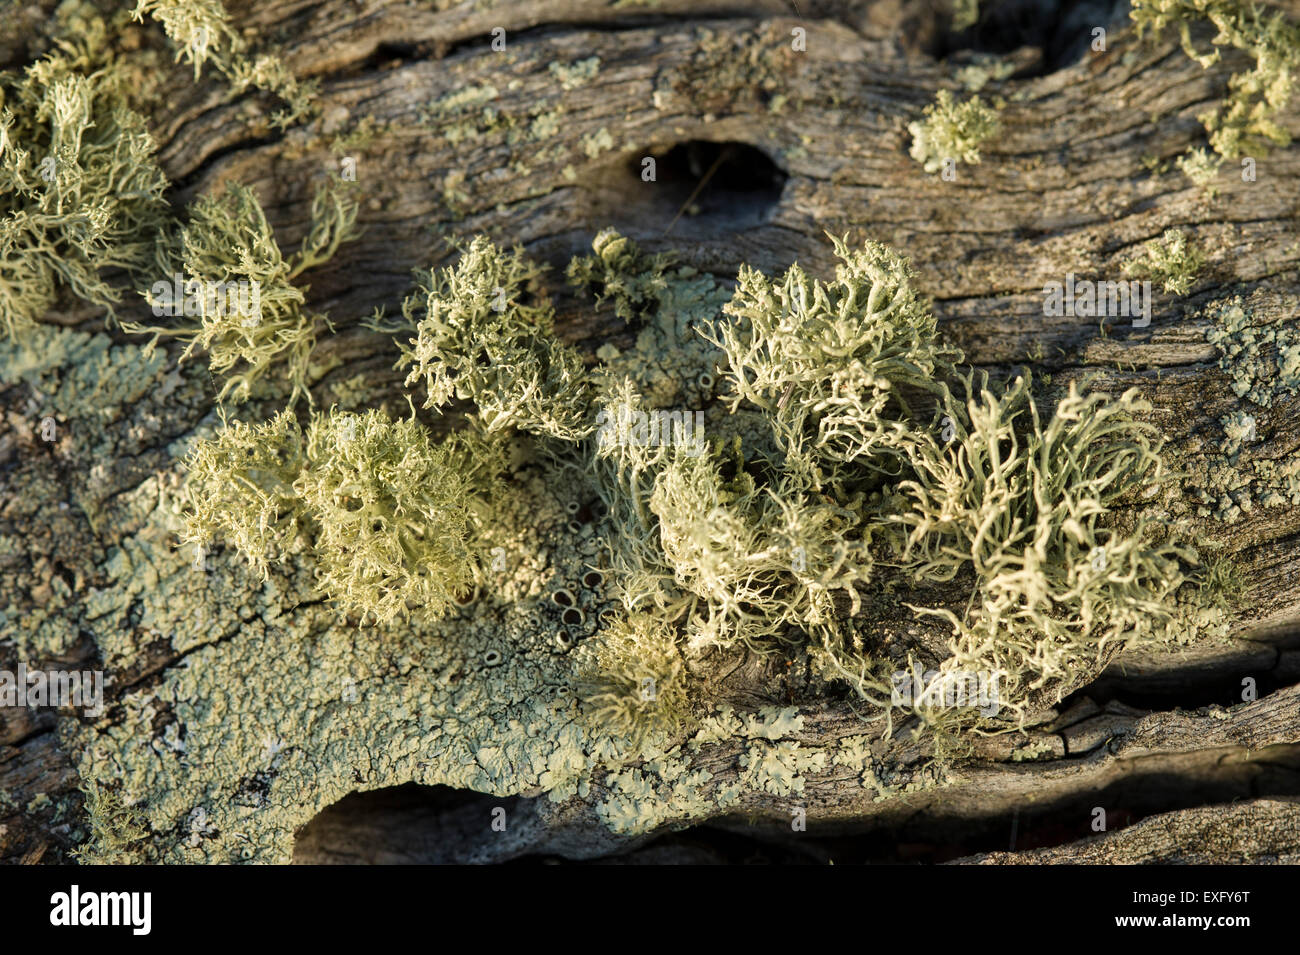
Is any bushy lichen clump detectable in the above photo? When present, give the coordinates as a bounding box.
[577,235,950,669]
[1177,146,1225,189]
[569,235,1196,726]
[126,179,360,406]
[707,236,958,471]
[131,0,318,128]
[1131,0,1300,157]
[0,44,170,337]
[0,0,328,353]
[182,410,306,578]
[1125,227,1205,294]
[574,613,690,749]
[72,779,149,865]
[185,230,1214,736]
[391,235,591,440]
[908,89,1001,173]
[184,407,495,624]
[891,373,1189,712]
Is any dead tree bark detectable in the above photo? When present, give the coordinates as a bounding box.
[2,0,1298,864]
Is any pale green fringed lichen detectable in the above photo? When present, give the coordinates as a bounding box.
[1131,0,1300,158]
[583,368,872,661]
[574,612,690,749]
[131,0,318,129]
[72,779,149,865]
[908,89,1000,173]
[0,45,170,337]
[582,234,1195,722]
[180,411,307,581]
[1125,228,1205,294]
[705,235,957,473]
[887,372,1191,718]
[297,410,485,624]
[650,438,869,655]
[389,236,592,440]
[183,407,491,625]
[131,0,238,80]
[124,178,360,406]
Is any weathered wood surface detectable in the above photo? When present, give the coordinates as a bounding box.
[956,797,1300,863]
[2,0,1299,863]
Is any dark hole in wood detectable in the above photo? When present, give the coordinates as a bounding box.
[579,140,786,241]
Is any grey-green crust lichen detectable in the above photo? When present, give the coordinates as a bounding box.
[1184,290,1300,522]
